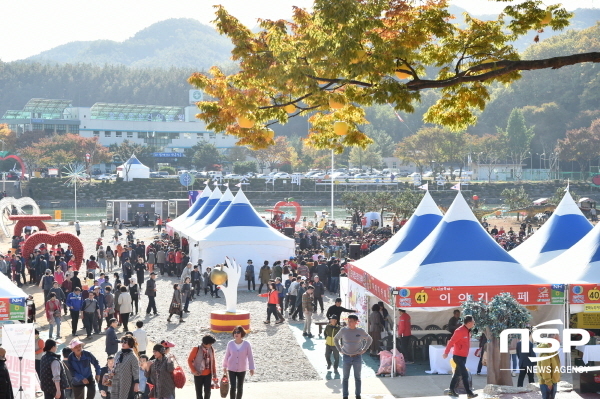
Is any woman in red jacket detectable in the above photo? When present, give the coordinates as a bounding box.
[258,282,284,325]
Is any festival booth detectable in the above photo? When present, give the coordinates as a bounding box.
[172,188,222,236]
[116,155,150,181]
[510,191,592,268]
[183,189,234,238]
[190,189,295,286]
[166,186,212,236]
[345,193,564,375]
[0,274,27,321]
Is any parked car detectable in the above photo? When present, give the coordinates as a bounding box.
[224,174,244,179]
[96,173,116,181]
[407,172,421,178]
[274,172,291,179]
[332,172,351,180]
[422,171,434,178]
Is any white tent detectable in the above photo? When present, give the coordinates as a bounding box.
[510,191,592,268]
[174,188,222,236]
[354,191,443,271]
[374,193,548,287]
[0,273,28,319]
[166,186,212,236]
[191,189,295,285]
[363,212,381,228]
[116,155,150,181]
[184,188,234,238]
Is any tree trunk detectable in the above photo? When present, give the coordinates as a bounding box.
[486,331,513,386]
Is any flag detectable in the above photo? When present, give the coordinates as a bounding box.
[387,103,404,122]
[235,183,242,188]
[204,179,210,185]
[565,179,570,192]
[223,182,229,187]
[418,183,428,191]
[450,183,460,191]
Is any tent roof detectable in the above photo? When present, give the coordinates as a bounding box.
[510,191,592,268]
[373,193,548,287]
[183,188,234,237]
[354,191,443,270]
[124,154,143,165]
[533,220,600,283]
[175,188,221,233]
[0,273,28,299]
[167,186,211,231]
[191,189,294,243]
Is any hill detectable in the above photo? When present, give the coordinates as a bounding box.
[24,18,234,70]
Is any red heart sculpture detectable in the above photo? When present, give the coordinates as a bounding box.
[0,155,26,179]
[22,231,84,267]
[273,201,302,223]
[10,215,52,236]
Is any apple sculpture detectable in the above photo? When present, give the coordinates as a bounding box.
[210,265,228,286]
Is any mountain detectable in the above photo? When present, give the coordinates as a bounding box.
[25,18,234,70]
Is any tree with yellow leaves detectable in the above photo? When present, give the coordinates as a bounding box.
[188,0,598,152]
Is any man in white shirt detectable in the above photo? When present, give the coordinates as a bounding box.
[132,321,148,355]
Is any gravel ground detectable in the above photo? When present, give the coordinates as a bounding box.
[9,221,331,384]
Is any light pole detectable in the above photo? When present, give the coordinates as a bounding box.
[331,149,334,223]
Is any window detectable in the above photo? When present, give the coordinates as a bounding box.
[93,131,100,137]
[127,132,133,138]
[104,131,111,137]
[138,132,147,139]
[183,133,192,140]
[197,133,204,138]
[392,162,397,169]
[32,124,43,131]
[171,133,180,140]
[209,132,216,139]
[222,135,226,139]
[116,131,122,138]
[57,124,67,133]
[68,125,79,134]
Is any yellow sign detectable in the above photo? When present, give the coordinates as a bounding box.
[415,290,429,305]
[588,287,600,301]
[585,304,600,313]
[576,312,600,329]
[54,210,62,221]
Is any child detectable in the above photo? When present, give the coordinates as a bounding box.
[139,355,149,399]
[99,355,115,398]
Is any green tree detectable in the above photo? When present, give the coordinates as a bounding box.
[550,187,580,205]
[251,136,294,172]
[501,186,530,219]
[498,109,534,181]
[462,293,532,386]
[395,127,444,175]
[340,192,371,218]
[349,143,383,171]
[233,161,258,174]
[109,140,157,167]
[365,127,395,158]
[472,134,506,183]
[184,142,223,171]
[388,189,425,218]
[188,0,597,151]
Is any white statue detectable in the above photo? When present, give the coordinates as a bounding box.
[218,257,242,313]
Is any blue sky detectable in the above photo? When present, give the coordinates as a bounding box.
[1,0,597,62]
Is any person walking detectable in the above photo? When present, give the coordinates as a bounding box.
[146,250,155,274]
[46,293,63,339]
[180,262,193,285]
[68,339,101,399]
[368,304,383,356]
[182,277,192,313]
[81,292,100,339]
[97,246,107,273]
[75,221,81,237]
[516,334,535,387]
[134,258,146,286]
[258,283,284,325]
[334,314,372,399]
[537,333,561,399]
[258,262,271,294]
[223,326,255,399]
[104,286,115,327]
[132,321,148,356]
[99,355,114,399]
[117,286,132,332]
[312,276,325,314]
[67,287,83,336]
[326,298,357,321]
[40,339,69,399]
[191,266,202,299]
[245,260,255,292]
[41,269,55,300]
[144,344,175,399]
[302,285,315,337]
[105,319,120,357]
[188,335,217,399]
[324,315,342,374]
[442,315,478,398]
[109,335,140,399]
[145,272,158,316]
[167,284,185,323]
[397,309,414,364]
[129,277,140,315]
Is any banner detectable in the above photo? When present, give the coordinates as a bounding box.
[2,323,39,398]
[570,284,600,304]
[394,284,565,308]
[347,264,393,305]
[188,190,201,206]
[0,298,26,321]
[346,279,369,328]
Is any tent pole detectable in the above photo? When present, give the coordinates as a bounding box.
[391,293,397,378]
[564,284,571,368]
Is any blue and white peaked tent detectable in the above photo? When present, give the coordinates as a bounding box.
[183,188,234,238]
[174,188,221,235]
[374,193,548,287]
[190,189,295,285]
[510,191,592,268]
[167,186,212,235]
[354,191,443,271]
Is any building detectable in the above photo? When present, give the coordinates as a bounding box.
[0,91,238,153]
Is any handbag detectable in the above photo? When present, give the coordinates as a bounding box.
[172,358,186,389]
[220,374,229,398]
[102,372,113,387]
[474,348,481,357]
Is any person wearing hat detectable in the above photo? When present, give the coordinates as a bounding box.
[144,272,158,316]
[324,315,342,374]
[245,260,255,292]
[68,338,101,399]
[40,339,69,399]
[0,347,13,399]
[143,344,175,399]
[258,261,271,295]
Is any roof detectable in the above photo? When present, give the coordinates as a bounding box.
[182,188,234,237]
[123,155,143,165]
[2,98,72,119]
[166,186,212,231]
[354,191,443,270]
[510,191,593,268]
[90,102,185,122]
[374,193,547,287]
